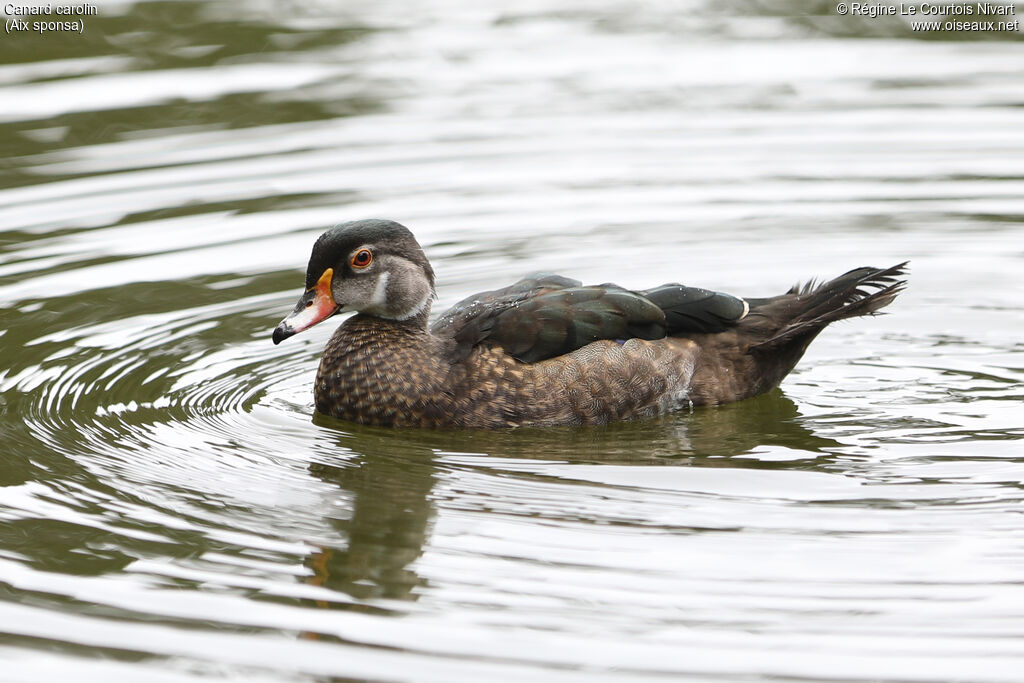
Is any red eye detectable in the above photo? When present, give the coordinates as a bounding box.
[350,249,373,269]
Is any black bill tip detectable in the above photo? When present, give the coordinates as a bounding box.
[272,323,294,345]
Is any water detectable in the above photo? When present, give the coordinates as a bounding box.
[2,0,1024,680]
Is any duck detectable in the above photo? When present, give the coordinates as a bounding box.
[273,219,907,428]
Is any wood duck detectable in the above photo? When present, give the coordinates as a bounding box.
[273,219,906,428]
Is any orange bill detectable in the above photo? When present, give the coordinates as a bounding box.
[272,268,338,345]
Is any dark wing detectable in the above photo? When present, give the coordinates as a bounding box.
[475,285,670,363]
[640,284,748,334]
[431,272,580,338]
[433,275,748,364]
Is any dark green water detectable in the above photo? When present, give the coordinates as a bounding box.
[2,1,1024,681]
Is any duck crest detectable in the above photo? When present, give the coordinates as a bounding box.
[275,219,907,429]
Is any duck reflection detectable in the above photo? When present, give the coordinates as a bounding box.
[305,424,438,603]
[301,390,842,604]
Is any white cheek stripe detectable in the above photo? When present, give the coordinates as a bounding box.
[396,292,431,320]
[370,272,390,308]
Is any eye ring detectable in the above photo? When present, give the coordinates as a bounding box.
[350,249,373,269]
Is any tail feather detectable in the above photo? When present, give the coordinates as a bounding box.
[750,262,908,352]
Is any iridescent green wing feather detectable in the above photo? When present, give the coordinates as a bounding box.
[434,274,747,364]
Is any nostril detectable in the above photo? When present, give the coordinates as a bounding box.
[305,300,313,308]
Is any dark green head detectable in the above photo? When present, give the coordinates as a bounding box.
[273,219,435,344]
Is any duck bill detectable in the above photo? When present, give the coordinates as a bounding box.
[273,268,338,345]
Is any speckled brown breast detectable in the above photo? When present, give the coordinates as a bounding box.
[315,315,701,428]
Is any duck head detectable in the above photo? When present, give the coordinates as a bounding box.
[272,219,435,344]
